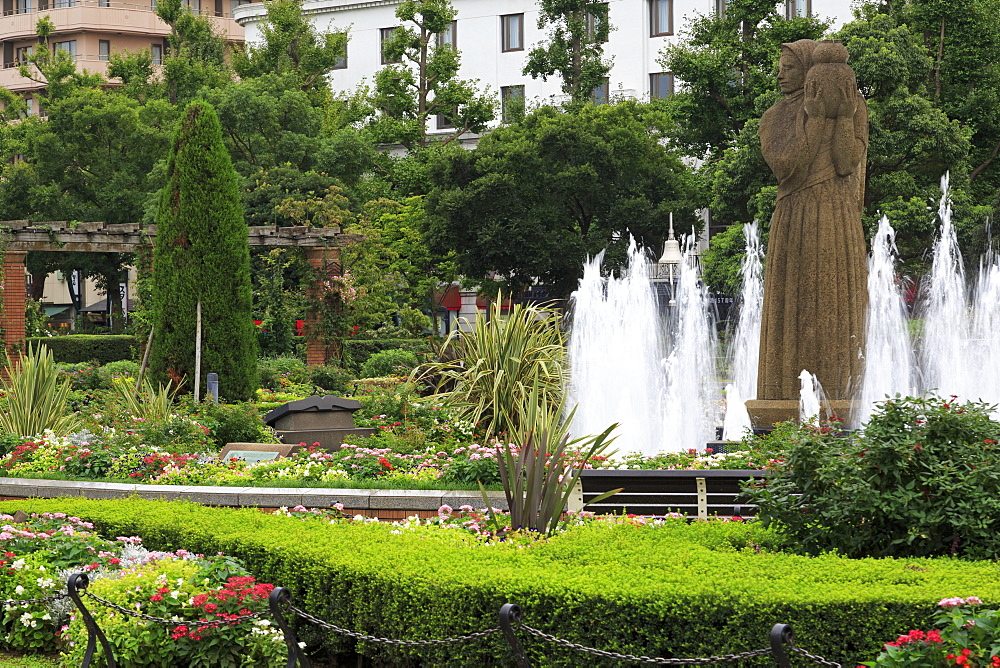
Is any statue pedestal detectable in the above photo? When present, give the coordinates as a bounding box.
[745,399,856,430]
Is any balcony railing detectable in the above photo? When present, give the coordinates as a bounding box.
[2,0,238,19]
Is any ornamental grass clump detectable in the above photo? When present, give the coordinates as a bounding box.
[0,344,81,438]
[745,395,1000,559]
[412,296,566,440]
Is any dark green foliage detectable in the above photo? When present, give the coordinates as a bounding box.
[359,348,420,378]
[257,355,310,390]
[308,365,354,393]
[343,338,430,373]
[523,0,613,106]
[150,101,258,401]
[26,335,137,364]
[183,400,275,448]
[425,102,702,297]
[6,498,1000,667]
[745,396,1000,559]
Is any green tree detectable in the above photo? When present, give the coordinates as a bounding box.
[368,0,495,149]
[425,101,701,297]
[523,0,613,106]
[155,0,232,104]
[233,0,347,100]
[150,101,257,401]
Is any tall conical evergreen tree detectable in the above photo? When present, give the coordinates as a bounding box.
[150,101,257,401]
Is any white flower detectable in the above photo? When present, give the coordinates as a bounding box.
[19,612,33,626]
[14,585,24,595]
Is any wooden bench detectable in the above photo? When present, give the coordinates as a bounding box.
[573,469,769,519]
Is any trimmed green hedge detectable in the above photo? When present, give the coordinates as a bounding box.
[25,335,137,364]
[3,498,998,667]
[343,338,430,373]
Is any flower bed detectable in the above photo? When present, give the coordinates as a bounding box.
[6,497,1000,667]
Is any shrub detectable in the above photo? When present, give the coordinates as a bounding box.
[6,498,1000,667]
[744,396,1000,559]
[257,356,310,390]
[308,364,354,393]
[359,348,419,378]
[185,400,279,448]
[343,338,429,372]
[25,335,137,364]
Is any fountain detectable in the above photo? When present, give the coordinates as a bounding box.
[566,237,719,455]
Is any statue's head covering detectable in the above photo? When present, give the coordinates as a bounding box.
[781,39,819,73]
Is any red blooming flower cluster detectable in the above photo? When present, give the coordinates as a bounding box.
[169,576,274,642]
[885,629,943,647]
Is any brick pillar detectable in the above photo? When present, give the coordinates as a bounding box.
[2,250,28,369]
[304,247,342,367]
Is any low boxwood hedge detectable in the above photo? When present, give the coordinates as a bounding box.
[4,498,999,667]
[25,335,137,364]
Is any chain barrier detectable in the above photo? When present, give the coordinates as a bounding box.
[287,602,501,646]
[0,593,67,608]
[61,573,843,668]
[520,624,773,665]
[791,645,843,667]
[83,591,268,628]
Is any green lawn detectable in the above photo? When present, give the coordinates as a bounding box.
[0,652,60,667]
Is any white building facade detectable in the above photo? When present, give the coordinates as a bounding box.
[235,0,854,118]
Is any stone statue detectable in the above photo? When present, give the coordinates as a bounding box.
[749,39,869,425]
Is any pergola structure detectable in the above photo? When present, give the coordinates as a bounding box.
[0,220,360,367]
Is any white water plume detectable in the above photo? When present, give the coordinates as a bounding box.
[730,221,764,402]
[920,173,971,399]
[567,241,668,455]
[662,238,721,452]
[857,216,915,424]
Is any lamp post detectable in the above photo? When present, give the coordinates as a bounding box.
[651,214,683,305]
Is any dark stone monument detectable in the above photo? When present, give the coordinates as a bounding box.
[746,39,869,428]
[262,395,377,451]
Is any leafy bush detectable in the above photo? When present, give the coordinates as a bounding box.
[343,338,429,373]
[308,364,354,393]
[7,498,1000,667]
[257,356,310,390]
[359,348,420,378]
[184,400,279,448]
[745,396,1000,559]
[24,335,136,364]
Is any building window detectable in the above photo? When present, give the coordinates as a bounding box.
[785,0,810,18]
[151,43,163,65]
[501,14,523,52]
[15,46,33,65]
[54,40,77,58]
[15,0,32,14]
[592,79,610,105]
[650,72,674,98]
[715,0,726,18]
[437,20,457,49]
[53,0,76,8]
[333,37,347,69]
[436,108,457,129]
[380,27,401,64]
[586,4,608,43]
[99,40,110,62]
[501,85,525,122]
[651,0,672,36]
[25,97,34,116]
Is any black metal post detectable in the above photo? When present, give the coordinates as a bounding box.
[66,573,118,668]
[770,623,794,668]
[268,587,312,668]
[499,603,531,668]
